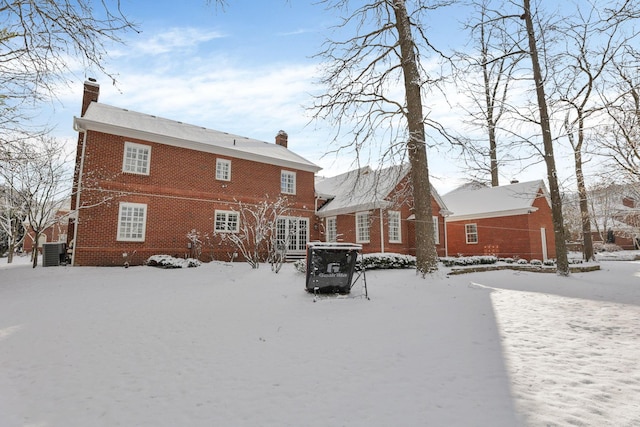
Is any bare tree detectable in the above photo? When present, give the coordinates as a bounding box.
[0,136,72,267]
[455,0,526,186]
[553,4,637,261]
[312,0,455,274]
[0,0,137,159]
[597,48,640,183]
[0,180,27,263]
[216,196,291,270]
[521,0,569,275]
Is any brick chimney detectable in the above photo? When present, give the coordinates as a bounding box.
[275,130,288,148]
[81,78,100,116]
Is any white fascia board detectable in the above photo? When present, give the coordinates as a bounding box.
[445,207,538,222]
[316,200,393,217]
[74,116,322,173]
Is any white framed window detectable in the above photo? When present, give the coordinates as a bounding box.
[433,216,440,245]
[276,217,309,252]
[123,142,151,175]
[117,202,147,242]
[214,210,239,233]
[388,211,401,243]
[356,211,370,243]
[281,170,296,195]
[216,158,231,181]
[326,217,337,242]
[465,223,478,244]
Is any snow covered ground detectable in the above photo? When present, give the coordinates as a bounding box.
[1,254,640,426]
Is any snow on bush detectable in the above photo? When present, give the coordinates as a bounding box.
[440,255,497,267]
[530,259,542,266]
[593,242,623,252]
[146,255,201,268]
[358,253,417,270]
[293,252,417,273]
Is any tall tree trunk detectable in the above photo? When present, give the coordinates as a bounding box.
[393,0,438,274]
[575,150,594,261]
[481,22,500,187]
[522,0,569,275]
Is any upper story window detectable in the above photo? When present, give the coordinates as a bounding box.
[326,217,337,242]
[122,142,151,175]
[281,170,296,195]
[214,210,239,233]
[356,211,370,243]
[216,158,231,181]
[388,211,401,243]
[117,202,147,242]
[433,216,440,245]
[465,223,478,244]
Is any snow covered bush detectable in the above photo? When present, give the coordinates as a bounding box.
[593,242,623,252]
[502,258,515,264]
[530,259,542,266]
[516,259,529,265]
[358,253,416,270]
[543,259,555,266]
[440,256,497,267]
[293,252,417,273]
[146,255,201,268]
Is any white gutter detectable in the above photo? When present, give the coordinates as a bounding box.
[71,128,88,266]
[379,207,385,253]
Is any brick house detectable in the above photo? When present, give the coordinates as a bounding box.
[314,164,450,257]
[442,180,556,260]
[22,200,70,254]
[69,80,321,266]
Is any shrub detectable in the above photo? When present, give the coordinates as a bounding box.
[440,255,497,267]
[146,255,201,268]
[530,259,542,266]
[593,242,623,252]
[358,253,417,270]
[543,259,555,266]
[293,252,417,273]
[516,259,528,264]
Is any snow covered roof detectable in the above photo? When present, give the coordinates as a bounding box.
[73,102,321,173]
[442,180,550,221]
[315,164,448,217]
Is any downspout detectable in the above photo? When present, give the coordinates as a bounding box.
[444,217,448,257]
[71,125,88,266]
[379,207,385,253]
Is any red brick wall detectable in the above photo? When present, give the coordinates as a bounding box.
[318,195,447,257]
[445,191,556,260]
[73,131,316,266]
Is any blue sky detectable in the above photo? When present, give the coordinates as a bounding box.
[48,0,562,193]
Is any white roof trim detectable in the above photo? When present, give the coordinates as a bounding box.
[446,207,538,222]
[316,200,393,218]
[74,103,321,173]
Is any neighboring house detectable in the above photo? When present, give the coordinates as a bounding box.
[22,200,70,254]
[442,180,556,260]
[588,184,640,249]
[69,80,321,266]
[314,164,450,257]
